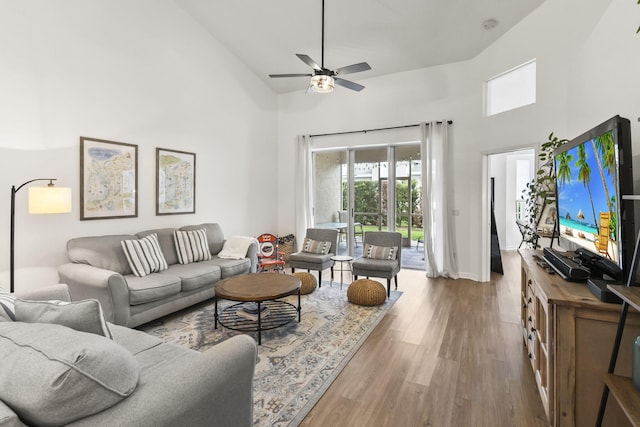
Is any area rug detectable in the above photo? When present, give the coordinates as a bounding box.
[139,282,402,426]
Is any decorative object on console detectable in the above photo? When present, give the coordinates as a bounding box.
[521,132,567,248]
[10,178,71,292]
[156,148,196,215]
[80,137,137,220]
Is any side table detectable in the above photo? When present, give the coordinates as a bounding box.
[331,255,353,289]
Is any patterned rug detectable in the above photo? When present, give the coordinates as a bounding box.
[139,281,402,426]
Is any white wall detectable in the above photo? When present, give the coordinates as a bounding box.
[276,0,639,280]
[0,0,278,289]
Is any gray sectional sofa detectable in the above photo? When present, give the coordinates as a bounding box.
[58,223,258,327]
[0,284,257,427]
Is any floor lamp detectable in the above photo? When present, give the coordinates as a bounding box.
[10,178,72,293]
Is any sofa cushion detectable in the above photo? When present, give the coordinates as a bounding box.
[180,223,225,256]
[352,257,398,272]
[126,273,182,305]
[0,322,139,427]
[67,234,137,275]
[162,263,221,292]
[110,323,163,355]
[121,233,169,277]
[174,229,212,264]
[289,251,333,263]
[136,228,179,266]
[204,256,251,279]
[15,298,112,339]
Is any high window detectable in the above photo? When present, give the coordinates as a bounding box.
[486,59,536,116]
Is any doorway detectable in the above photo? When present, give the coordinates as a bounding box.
[482,148,535,281]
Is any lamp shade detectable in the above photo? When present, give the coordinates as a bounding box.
[28,187,72,214]
[310,75,334,93]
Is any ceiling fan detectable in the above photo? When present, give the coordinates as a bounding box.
[268,0,371,93]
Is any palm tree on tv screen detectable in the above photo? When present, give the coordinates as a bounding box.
[592,131,615,218]
[556,151,573,187]
[576,144,599,229]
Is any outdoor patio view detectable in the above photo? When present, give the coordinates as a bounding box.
[312,144,425,269]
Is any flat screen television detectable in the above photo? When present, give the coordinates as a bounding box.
[553,115,635,274]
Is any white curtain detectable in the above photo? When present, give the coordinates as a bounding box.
[294,135,313,250]
[421,122,459,278]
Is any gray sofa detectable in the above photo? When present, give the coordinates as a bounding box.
[58,223,258,327]
[0,284,257,427]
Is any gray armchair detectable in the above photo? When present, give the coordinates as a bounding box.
[289,228,339,286]
[352,231,402,297]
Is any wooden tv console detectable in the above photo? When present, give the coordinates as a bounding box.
[520,249,640,426]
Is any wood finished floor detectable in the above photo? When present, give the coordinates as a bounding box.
[299,250,548,427]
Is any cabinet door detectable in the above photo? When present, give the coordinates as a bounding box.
[534,294,552,419]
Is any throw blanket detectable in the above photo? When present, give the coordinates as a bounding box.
[218,235,257,260]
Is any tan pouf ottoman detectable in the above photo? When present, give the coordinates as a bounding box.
[292,272,317,295]
[347,279,387,306]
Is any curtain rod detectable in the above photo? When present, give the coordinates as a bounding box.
[309,120,453,138]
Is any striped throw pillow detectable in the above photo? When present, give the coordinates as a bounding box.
[121,233,169,277]
[302,237,331,255]
[363,244,398,260]
[174,228,212,264]
[0,289,15,321]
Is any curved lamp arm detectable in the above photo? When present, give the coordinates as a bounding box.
[10,178,58,293]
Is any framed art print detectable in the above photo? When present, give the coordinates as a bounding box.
[156,148,196,215]
[537,198,557,235]
[80,137,138,220]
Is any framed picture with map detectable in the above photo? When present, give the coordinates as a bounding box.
[80,137,138,220]
[156,148,196,215]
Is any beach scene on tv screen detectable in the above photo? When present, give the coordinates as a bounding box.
[555,130,619,263]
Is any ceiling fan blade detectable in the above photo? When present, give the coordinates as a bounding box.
[334,77,365,92]
[269,73,313,78]
[296,54,322,71]
[334,62,371,75]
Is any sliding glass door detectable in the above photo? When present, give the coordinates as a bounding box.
[312,143,424,269]
[394,145,422,249]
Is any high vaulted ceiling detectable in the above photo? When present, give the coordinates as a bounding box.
[175,0,547,94]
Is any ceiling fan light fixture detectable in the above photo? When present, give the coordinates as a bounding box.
[310,74,334,93]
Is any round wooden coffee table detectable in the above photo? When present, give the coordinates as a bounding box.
[214,273,301,345]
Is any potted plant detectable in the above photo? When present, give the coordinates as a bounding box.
[520,132,568,248]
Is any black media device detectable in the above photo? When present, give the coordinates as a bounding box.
[542,247,590,281]
[542,115,635,301]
